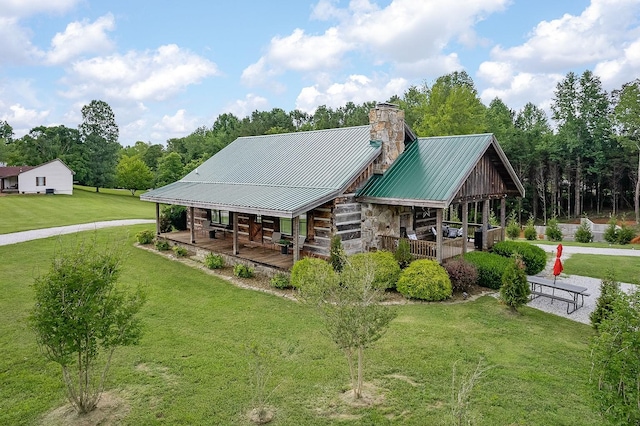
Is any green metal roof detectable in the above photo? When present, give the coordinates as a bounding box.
[357,133,524,207]
[141,126,381,217]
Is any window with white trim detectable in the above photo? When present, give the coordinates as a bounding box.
[36,177,46,186]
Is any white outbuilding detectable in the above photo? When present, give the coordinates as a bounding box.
[0,159,75,195]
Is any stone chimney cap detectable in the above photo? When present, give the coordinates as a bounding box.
[375,102,399,109]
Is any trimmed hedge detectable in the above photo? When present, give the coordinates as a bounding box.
[347,251,401,290]
[396,259,452,301]
[491,241,546,275]
[463,251,512,290]
[443,258,478,292]
[290,258,336,290]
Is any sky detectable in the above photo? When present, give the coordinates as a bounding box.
[1,0,639,146]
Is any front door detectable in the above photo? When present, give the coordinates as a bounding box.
[249,215,263,243]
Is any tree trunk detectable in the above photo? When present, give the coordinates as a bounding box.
[95,187,100,193]
[357,345,364,399]
[574,159,581,219]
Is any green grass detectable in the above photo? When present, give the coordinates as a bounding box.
[0,226,607,425]
[531,239,640,250]
[564,254,640,284]
[0,185,154,234]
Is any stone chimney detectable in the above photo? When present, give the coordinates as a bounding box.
[369,103,405,173]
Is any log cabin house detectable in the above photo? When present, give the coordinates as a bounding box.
[141,103,524,271]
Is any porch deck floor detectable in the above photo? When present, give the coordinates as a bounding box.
[162,230,294,270]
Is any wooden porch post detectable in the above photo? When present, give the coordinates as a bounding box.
[482,199,489,251]
[462,202,468,255]
[232,212,239,255]
[500,197,506,241]
[436,208,443,263]
[155,203,160,236]
[189,206,195,243]
[293,216,300,263]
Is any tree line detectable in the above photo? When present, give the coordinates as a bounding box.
[1,70,639,223]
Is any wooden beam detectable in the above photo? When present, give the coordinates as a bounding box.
[189,206,195,243]
[232,212,239,255]
[462,202,468,255]
[482,200,489,251]
[293,216,300,263]
[436,208,443,263]
[500,197,506,241]
[155,203,160,236]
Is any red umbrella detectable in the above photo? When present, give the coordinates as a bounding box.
[553,244,563,283]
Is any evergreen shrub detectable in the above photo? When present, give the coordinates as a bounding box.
[523,218,537,241]
[574,221,594,243]
[204,253,224,269]
[545,218,563,241]
[443,258,478,292]
[590,272,623,330]
[463,252,511,290]
[396,259,452,301]
[233,264,254,278]
[290,258,335,290]
[491,241,546,275]
[394,238,414,268]
[136,229,155,245]
[499,256,530,311]
[506,213,520,240]
[348,251,400,290]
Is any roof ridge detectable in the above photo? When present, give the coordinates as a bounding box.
[179,180,338,190]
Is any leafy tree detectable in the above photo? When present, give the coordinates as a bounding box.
[590,289,640,424]
[0,120,14,164]
[29,239,145,414]
[613,79,640,223]
[79,100,121,192]
[297,256,396,399]
[499,256,530,312]
[116,155,154,195]
[155,152,185,187]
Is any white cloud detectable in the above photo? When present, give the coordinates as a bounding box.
[480,72,563,112]
[594,38,640,88]
[490,0,640,72]
[295,74,409,113]
[61,44,219,102]
[224,94,270,118]
[46,14,116,65]
[152,109,198,137]
[0,104,50,137]
[0,17,44,64]
[0,0,79,19]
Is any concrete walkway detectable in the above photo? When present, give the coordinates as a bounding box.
[0,219,155,246]
[534,243,640,257]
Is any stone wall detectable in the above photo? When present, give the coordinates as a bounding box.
[369,103,405,173]
[361,203,405,251]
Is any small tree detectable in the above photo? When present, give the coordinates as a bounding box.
[603,216,618,244]
[574,221,594,243]
[523,217,537,241]
[116,155,153,195]
[29,239,145,414]
[394,238,413,268]
[506,212,520,240]
[590,290,640,425]
[329,234,347,272]
[297,256,396,399]
[545,217,563,241]
[499,256,530,312]
[590,271,623,331]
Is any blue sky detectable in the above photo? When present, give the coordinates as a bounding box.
[1,0,639,146]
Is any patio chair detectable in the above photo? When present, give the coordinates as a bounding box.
[297,235,306,252]
[271,232,282,249]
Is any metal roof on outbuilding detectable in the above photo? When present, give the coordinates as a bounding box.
[357,133,524,208]
[141,126,381,217]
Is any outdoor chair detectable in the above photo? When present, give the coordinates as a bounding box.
[271,232,282,249]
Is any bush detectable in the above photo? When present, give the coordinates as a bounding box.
[590,272,623,331]
[524,217,537,241]
[463,252,512,290]
[617,225,636,245]
[348,251,400,290]
[204,253,224,269]
[603,217,618,244]
[545,218,563,242]
[290,258,335,290]
[172,245,188,257]
[270,273,291,289]
[136,229,155,245]
[499,257,530,312]
[574,221,593,243]
[233,264,254,279]
[443,258,478,293]
[154,239,170,251]
[506,213,520,240]
[394,238,414,268]
[396,259,452,301]
[491,241,546,275]
[329,235,346,272]
[160,204,187,231]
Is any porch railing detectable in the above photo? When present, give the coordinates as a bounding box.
[379,235,465,261]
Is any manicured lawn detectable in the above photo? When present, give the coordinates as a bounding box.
[532,239,640,250]
[0,185,154,234]
[564,254,640,284]
[0,226,606,425]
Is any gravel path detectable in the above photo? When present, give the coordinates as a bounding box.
[0,219,155,246]
[524,244,638,324]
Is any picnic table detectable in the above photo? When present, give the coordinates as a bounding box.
[527,275,591,314]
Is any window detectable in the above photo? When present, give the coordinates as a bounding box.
[210,209,230,225]
[279,214,307,236]
[36,177,46,186]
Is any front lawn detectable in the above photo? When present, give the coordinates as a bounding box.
[0,185,154,234]
[0,225,605,425]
